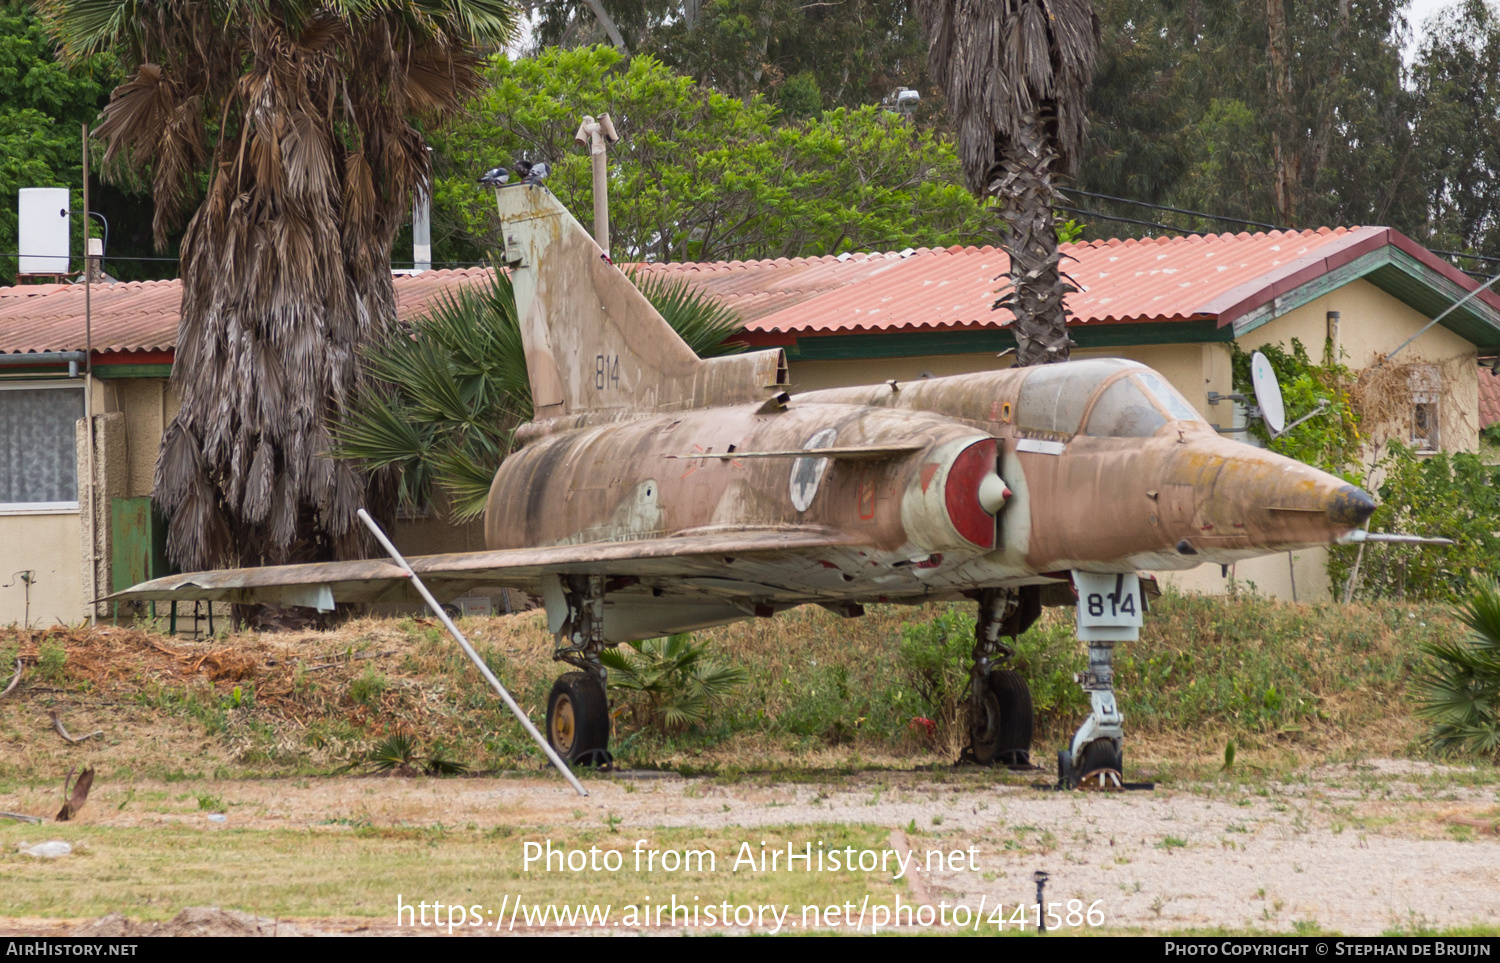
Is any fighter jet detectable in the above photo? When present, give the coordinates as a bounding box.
[111,183,1378,788]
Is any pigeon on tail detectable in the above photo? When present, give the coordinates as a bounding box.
[479,162,548,188]
[515,160,549,183]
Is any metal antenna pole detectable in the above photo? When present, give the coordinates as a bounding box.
[575,113,618,256]
[356,509,589,797]
[1385,269,1500,363]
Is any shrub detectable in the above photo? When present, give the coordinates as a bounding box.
[601,634,747,732]
[894,605,1088,752]
[1416,580,1500,757]
[1332,442,1500,602]
[36,641,68,683]
[348,665,387,706]
[894,608,971,752]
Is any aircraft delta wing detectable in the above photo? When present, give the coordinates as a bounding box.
[113,181,1381,789]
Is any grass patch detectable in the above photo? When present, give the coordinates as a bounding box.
[0,592,1473,782]
[0,822,900,923]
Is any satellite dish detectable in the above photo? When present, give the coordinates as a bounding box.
[1249,351,1286,436]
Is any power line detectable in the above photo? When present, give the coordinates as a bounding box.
[1064,190,1499,276]
[1062,188,1287,232]
[1057,206,1207,236]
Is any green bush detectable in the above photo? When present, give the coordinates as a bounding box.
[1331,442,1500,602]
[1416,580,1500,757]
[893,605,1087,746]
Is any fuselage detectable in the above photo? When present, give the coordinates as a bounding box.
[484,358,1373,622]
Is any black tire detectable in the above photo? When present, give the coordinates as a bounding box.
[989,669,1034,767]
[546,672,610,765]
[969,688,1004,764]
[1075,738,1123,786]
[968,669,1035,766]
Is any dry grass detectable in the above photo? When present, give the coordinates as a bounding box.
[0,593,1474,786]
[0,820,899,924]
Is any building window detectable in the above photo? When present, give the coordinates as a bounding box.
[0,384,84,512]
[1409,365,1440,452]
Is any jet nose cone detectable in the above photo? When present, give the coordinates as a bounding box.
[1327,484,1376,526]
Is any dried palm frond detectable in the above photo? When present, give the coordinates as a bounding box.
[38,0,518,573]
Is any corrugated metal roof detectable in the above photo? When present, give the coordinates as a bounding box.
[3,229,1498,356]
[0,268,494,357]
[640,227,1399,335]
[630,249,946,323]
[1481,366,1500,428]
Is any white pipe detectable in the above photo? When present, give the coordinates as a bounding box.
[355,509,588,796]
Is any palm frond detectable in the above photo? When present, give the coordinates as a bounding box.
[626,270,747,358]
[1416,580,1500,758]
[601,634,744,734]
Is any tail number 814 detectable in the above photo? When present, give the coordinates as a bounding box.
[595,354,620,391]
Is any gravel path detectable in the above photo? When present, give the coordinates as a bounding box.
[3,758,1496,934]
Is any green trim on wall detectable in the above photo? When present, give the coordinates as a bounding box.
[785,320,1230,361]
[1230,247,1500,347]
[93,364,173,380]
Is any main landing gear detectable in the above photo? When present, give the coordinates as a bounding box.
[963,587,1039,767]
[545,575,613,767]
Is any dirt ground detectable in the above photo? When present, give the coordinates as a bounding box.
[2,758,1497,936]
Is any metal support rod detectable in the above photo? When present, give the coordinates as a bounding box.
[82,122,96,627]
[356,509,588,796]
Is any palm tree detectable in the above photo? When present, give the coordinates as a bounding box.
[38,0,517,571]
[333,265,747,521]
[914,0,1098,366]
[1417,580,1500,758]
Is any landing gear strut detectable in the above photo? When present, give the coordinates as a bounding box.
[963,587,1038,767]
[1056,571,1146,790]
[546,575,612,766]
[1058,640,1124,790]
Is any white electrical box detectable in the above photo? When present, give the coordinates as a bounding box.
[18,188,71,275]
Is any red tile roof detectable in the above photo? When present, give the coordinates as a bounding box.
[0,267,494,358]
[1481,366,1500,428]
[642,226,1500,336]
[3,229,1498,357]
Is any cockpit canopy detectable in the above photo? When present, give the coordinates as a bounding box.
[1014,359,1205,438]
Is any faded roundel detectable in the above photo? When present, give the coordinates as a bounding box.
[789,428,838,512]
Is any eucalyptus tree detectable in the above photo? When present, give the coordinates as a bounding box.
[39,0,516,572]
[914,0,1098,366]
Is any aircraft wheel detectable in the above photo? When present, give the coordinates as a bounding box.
[989,669,1034,767]
[969,689,1004,764]
[968,669,1034,766]
[1073,739,1123,791]
[546,672,610,766]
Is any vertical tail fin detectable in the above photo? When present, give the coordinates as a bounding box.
[494,184,784,418]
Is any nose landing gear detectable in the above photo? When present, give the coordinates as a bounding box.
[1058,571,1144,791]
[1057,651,1125,791]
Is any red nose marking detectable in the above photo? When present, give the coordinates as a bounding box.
[920,463,940,493]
